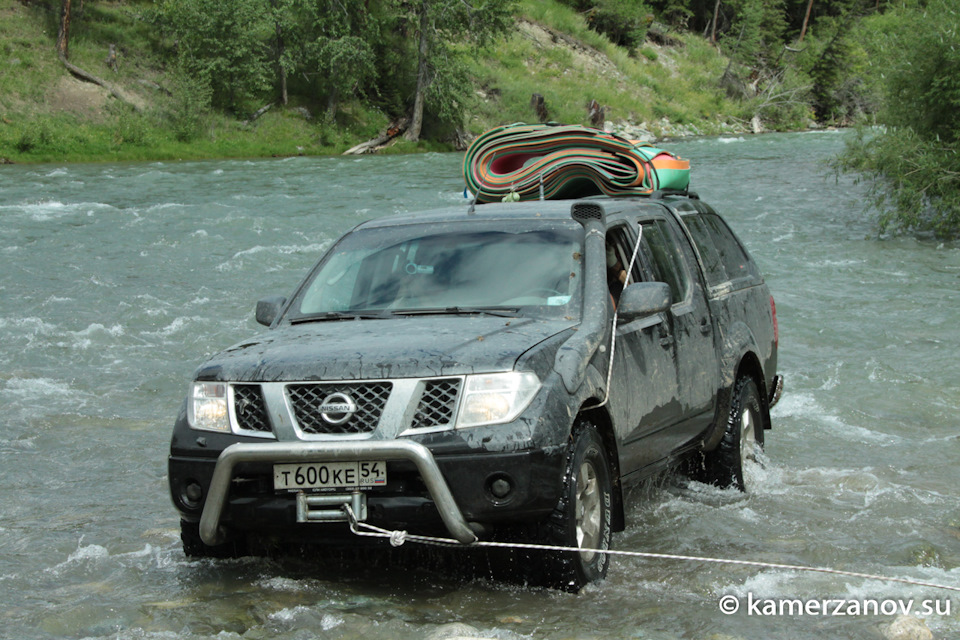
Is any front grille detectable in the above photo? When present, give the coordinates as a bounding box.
[232,384,271,433]
[410,378,461,429]
[287,382,392,434]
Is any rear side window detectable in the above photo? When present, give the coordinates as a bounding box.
[682,214,726,287]
[703,213,758,282]
[683,212,759,287]
[641,219,689,304]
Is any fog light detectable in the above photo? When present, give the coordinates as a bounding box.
[181,481,203,509]
[490,477,512,499]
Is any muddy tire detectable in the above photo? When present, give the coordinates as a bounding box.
[541,420,613,591]
[180,519,246,559]
[703,377,764,491]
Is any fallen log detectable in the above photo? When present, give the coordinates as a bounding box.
[343,117,410,155]
[58,51,142,112]
[243,102,274,126]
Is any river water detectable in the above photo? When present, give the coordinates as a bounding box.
[2,132,959,640]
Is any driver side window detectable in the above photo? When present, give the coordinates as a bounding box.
[605,226,643,304]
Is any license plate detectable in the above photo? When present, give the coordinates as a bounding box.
[273,461,387,491]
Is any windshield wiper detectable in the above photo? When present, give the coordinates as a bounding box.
[390,306,520,318]
[289,310,392,324]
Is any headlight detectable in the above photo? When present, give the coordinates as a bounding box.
[456,372,541,428]
[187,382,231,433]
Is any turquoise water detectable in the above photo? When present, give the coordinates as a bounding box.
[1,133,958,639]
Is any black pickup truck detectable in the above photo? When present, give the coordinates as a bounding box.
[168,194,781,590]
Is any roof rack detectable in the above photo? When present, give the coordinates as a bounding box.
[649,189,699,200]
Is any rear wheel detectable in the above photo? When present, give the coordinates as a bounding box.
[703,377,764,492]
[541,420,613,591]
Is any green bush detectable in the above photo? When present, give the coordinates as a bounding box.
[585,0,651,50]
[881,9,960,144]
[113,107,149,147]
[157,0,271,113]
[835,0,960,238]
[14,121,52,153]
[836,127,960,238]
[167,70,213,143]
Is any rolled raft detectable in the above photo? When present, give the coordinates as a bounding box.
[463,123,690,203]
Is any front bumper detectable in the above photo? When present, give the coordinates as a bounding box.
[201,441,476,544]
[175,440,564,546]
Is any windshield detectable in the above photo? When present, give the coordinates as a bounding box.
[289,220,583,320]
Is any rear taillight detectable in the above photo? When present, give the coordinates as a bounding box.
[770,295,779,346]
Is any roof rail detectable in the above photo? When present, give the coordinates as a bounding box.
[649,189,699,200]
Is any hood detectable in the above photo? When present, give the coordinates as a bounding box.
[195,315,575,382]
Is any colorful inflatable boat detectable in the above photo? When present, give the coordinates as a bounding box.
[463,123,690,204]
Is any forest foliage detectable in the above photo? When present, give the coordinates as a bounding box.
[150,0,883,130]
[1,0,930,140]
[154,0,514,141]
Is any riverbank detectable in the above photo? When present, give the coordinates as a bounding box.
[0,0,777,165]
[0,111,765,166]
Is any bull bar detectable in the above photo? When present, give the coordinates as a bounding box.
[199,440,479,546]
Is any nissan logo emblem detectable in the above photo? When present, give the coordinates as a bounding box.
[318,392,358,425]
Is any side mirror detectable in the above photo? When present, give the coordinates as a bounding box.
[617,282,671,322]
[255,295,287,326]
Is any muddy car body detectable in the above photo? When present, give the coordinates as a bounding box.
[168,194,781,589]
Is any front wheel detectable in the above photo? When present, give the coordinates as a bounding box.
[541,420,613,591]
[703,377,765,492]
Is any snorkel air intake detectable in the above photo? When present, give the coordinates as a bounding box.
[554,202,610,393]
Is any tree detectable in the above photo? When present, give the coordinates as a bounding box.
[315,36,377,121]
[882,4,960,144]
[402,0,514,142]
[56,0,72,60]
[54,0,142,111]
[805,13,857,121]
[585,0,652,50]
[268,0,387,122]
[711,0,721,42]
[269,0,294,105]
[158,0,272,113]
[557,0,651,49]
[835,0,960,237]
[798,0,813,41]
[719,0,787,67]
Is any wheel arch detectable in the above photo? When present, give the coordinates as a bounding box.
[735,351,772,432]
[701,333,771,452]
[577,403,625,532]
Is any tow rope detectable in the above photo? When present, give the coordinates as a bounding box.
[343,505,960,594]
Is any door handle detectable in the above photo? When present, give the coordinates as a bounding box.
[699,318,711,334]
[659,334,674,348]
